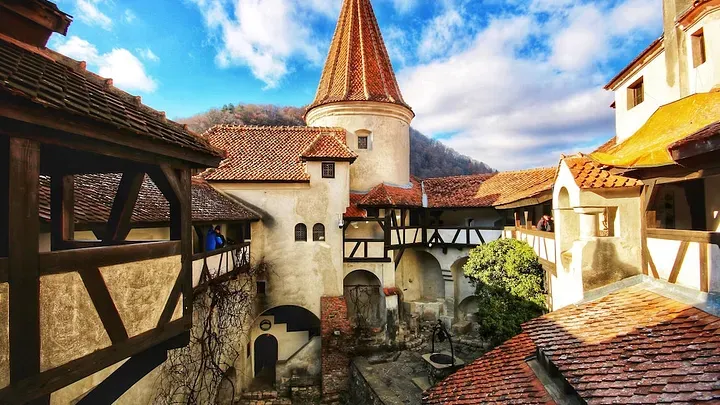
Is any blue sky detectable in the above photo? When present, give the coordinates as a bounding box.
[49,0,663,170]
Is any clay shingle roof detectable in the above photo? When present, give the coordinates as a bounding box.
[590,92,720,168]
[306,0,411,114]
[202,126,356,182]
[423,174,494,208]
[565,156,642,189]
[524,285,720,404]
[423,332,555,405]
[357,178,422,207]
[0,36,221,164]
[345,193,367,218]
[38,174,259,226]
[425,282,720,404]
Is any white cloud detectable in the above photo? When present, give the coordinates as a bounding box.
[138,48,160,62]
[398,0,662,170]
[418,7,466,60]
[191,0,335,89]
[54,36,158,93]
[123,9,137,24]
[391,0,418,14]
[75,0,113,30]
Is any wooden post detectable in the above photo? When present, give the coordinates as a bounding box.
[640,181,656,276]
[179,169,193,325]
[50,174,74,251]
[0,136,8,258]
[8,138,41,384]
[104,171,144,242]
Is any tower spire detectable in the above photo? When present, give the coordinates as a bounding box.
[306,0,412,115]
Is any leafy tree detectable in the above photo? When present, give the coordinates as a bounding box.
[463,238,547,345]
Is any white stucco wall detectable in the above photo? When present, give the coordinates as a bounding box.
[306,102,412,192]
[685,9,720,94]
[211,161,350,318]
[613,48,680,143]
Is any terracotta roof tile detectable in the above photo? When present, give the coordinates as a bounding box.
[425,284,720,404]
[357,178,422,207]
[0,36,221,162]
[307,0,411,114]
[523,285,720,404]
[345,193,367,218]
[565,156,642,189]
[201,125,356,182]
[422,169,555,208]
[38,174,259,225]
[423,332,555,405]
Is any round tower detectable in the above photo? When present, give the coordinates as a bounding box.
[305,0,414,192]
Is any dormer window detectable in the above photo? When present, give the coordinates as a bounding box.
[692,29,706,68]
[627,77,644,110]
[322,162,335,178]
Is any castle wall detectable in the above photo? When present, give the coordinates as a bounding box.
[212,161,350,317]
[306,102,413,192]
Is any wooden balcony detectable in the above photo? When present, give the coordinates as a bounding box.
[192,243,252,293]
[645,229,718,293]
[504,227,556,271]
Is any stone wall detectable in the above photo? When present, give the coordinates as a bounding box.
[320,296,353,403]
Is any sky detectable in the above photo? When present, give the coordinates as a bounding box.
[49,0,663,171]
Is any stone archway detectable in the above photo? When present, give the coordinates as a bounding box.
[343,270,386,330]
[450,256,474,320]
[457,296,480,322]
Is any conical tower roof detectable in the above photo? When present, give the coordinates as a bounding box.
[306,0,412,115]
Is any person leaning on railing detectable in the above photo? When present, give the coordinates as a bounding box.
[205,225,226,251]
[536,214,554,232]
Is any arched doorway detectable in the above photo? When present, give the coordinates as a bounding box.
[254,334,278,387]
[451,257,473,320]
[343,270,385,330]
[395,250,444,302]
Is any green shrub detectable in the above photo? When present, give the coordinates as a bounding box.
[463,238,547,345]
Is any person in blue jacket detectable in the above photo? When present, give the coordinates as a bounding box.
[205,225,225,251]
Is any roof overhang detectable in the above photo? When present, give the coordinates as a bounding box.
[494,191,553,210]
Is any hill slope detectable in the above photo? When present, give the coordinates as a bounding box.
[179,104,495,178]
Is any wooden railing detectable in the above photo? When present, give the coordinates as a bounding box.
[505,227,556,268]
[192,243,251,291]
[645,229,717,292]
[425,226,502,248]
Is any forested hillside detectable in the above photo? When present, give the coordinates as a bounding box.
[179,104,494,178]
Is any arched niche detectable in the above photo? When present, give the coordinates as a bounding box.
[343,270,385,329]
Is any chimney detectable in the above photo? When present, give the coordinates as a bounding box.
[662,0,694,95]
[0,0,72,47]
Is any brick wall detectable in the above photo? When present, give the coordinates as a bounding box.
[320,296,353,402]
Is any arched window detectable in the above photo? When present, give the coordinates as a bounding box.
[295,224,307,241]
[313,223,325,241]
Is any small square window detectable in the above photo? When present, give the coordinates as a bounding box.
[322,162,335,178]
[692,29,706,68]
[627,77,644,109]
[358,136,368,149]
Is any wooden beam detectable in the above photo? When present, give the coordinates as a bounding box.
[0,258,7,283]
[50,174,74,251]
[668,241,690,284]
[646,228,720,244]
[156,272,182,327]
[0,319,187,405]
[699,243,709,293]
[0,135,8,258]
[8,137,41,384]
[79,267,128,344]
[104,171,144,242]
[178,169,193,324]
[39,241,180,276]
[76,343,168,405]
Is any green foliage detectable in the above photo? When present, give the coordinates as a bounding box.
[463,238,547,345]
[177,104,495,178]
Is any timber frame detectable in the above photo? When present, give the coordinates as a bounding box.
[0,101,217,404]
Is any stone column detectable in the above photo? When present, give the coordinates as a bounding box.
[574,207,604,239]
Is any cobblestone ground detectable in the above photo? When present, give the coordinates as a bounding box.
[357,342,488,405]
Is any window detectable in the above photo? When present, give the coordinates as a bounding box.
[322,162,335,178]
[313,223,325,241]
[256,281,266,294]
[367,208,379,218]
[295,223,307,241]
[692,29,706,67]
[358,136,368,149]
[627,77,644,109]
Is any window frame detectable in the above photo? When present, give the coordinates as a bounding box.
[627,77,644,110]
[358,135,368,150]
[321,162,335,179]
[312,223,326,241]
[294,223,307,242]
[692,29,706,68]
